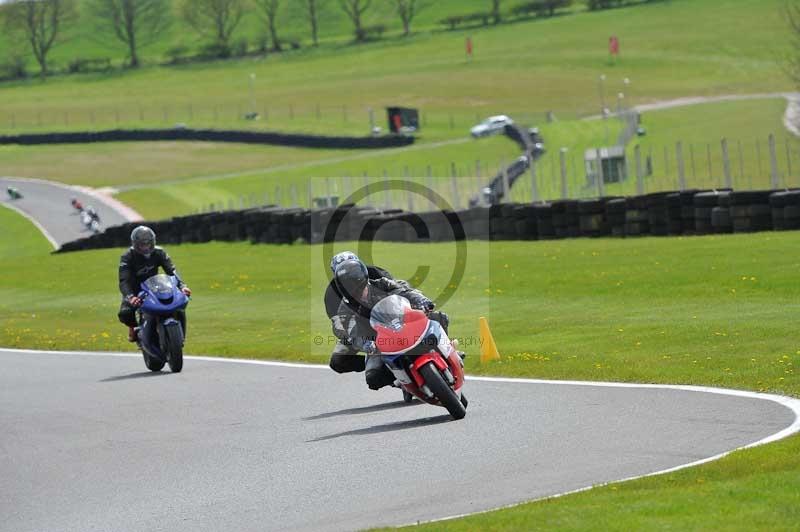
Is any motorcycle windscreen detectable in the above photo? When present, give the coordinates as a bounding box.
[370,295,430,355]
[143,274,175,299]
[370,295,410,330]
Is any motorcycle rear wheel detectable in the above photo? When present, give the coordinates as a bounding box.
[164,325,184,373]
[419,362,466,420]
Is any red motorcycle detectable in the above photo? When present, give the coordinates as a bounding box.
[370,295,467,420]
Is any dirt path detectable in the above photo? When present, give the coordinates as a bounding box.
[586,92,800,137]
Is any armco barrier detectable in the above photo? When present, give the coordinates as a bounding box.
[0,128,415,150]
[55,188,800,253]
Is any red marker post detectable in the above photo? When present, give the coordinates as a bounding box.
[466,36,473,61]
[609,35,619,63]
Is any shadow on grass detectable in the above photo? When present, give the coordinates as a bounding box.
[307,414,452,442]
[99,371,171,382]
[303,400,419,421]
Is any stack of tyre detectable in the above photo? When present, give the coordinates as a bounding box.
[693,190,730,235]
[605,198,627,236]
[726,190,774,233]
[666,190,698,235]
[551,200,580,238]
[624,195,649,236]
[461,206,491,240]
[578,198,612,237]
[645,193,670,236]
[512,204,539,240]
[535,204,556,239]
[770,190,800,230]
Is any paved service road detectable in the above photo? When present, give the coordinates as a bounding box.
[1,349,797,532]
[1,177,140,248]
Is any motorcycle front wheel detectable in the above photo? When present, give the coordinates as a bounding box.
[142,351,165,372]
[419,362,466,420]
[164,324,184,373]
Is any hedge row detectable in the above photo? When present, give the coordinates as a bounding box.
[0,128,415,150]
[56,188,800,253]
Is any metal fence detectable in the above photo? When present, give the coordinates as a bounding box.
[0,104,586,134]
[191,133,800,215]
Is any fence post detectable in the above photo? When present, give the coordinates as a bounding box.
[275,185,283,206]
[559,148,568,200]
[595,148,605,197]
[502,163,510,203]
[676,141,686,191]
[382,170,391,209]
[635,145,643,195]
[737,140,745,188]
[291,184,298,208]
[706,143,713,185]
[450,161,457,178]
[786,138,793,182]
[756,139,763,181]
[689,143,697,183]
[721,138,732,189]
[476,159,481,178]
[451,176,461,209]
[325,178,333,207]
[530,157,539,202]
[769,134,780,189]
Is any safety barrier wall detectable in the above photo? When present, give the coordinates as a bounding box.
[0,128,415,149]
[56,189,800,253]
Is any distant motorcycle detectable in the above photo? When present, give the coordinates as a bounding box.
[370,295,467,420]
[80,210,102,234]
[6,186,22,200]
[136,274,189,373]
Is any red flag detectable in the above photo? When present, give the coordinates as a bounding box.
[609,36,619,55]
[466,37,473,57]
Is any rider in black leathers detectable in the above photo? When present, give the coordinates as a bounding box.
[118,226,191,342]
[329,256,447,390]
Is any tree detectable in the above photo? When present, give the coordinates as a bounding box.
[89,0,171,68]
[490,0,501,24]
[339,0,371,41]
[303,0,324,46]
[255,0,281,51]
[392,0,428,36]
[181,0,246,51]
[2,0,76,78]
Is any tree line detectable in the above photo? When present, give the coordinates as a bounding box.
[0,0,652,79]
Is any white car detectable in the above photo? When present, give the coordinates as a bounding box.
[470,115,513,138]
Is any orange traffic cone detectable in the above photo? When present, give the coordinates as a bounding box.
[479,317,500,363]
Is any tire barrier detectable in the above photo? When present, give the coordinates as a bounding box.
[0,128,415,150]
[55,188,800,253]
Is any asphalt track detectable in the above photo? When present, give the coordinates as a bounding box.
[1,349,798,532]
[1,177,139,248]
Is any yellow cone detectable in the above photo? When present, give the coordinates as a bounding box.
[479,317,500,363]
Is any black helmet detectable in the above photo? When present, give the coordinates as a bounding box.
[130,225,156,257]
[334,259,369,303]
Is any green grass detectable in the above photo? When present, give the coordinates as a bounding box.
[2,203,800,529]
[0,0,794,136]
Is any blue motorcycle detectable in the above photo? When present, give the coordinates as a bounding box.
[137,274,189,373]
